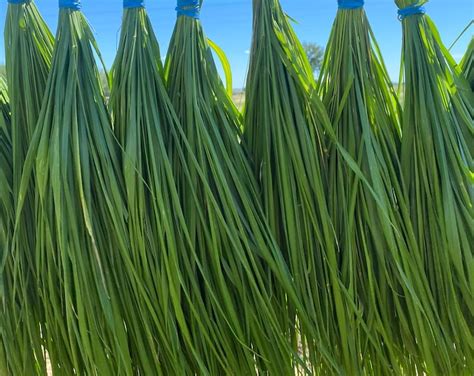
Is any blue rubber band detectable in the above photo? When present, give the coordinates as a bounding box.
[59,0,81,10]
[398,3,425,20]
[8,0,30,4]
[124,0,144,8]
[176,0,200,19]
[338,0,364,9]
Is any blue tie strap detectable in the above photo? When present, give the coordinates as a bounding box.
[176,0,200,19]
[124,0,144,8]
[398,3,426,20]
[59,0,81,10]
[338,0,364,9]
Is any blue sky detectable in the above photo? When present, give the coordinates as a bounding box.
[0,0,472,88]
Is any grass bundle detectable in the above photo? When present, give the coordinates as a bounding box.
[396,0,474,373]
[110,3,219,373]
[165,1,320,373]
[15,2,145,373]
[244,0,360,372]
[461,38,474,90]
[0,78,13,374]
[3,1,54,373]
[318,1,452,372]
[5,0,54,195]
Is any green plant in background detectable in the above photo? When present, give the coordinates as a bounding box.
[318,1,453,373]
[165,0,322,373]
[14,1,149,373]
[302,42,324,74]
[3,0,54,373]
[0,77,13,375]
[396,0,473,373]
[110,3,227,373]
[244,0,363,373]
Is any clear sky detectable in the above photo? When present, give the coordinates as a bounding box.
[0,0,472,88]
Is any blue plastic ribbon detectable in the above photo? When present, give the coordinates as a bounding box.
[124,0,144,8]
[338,0,364,9]
[59,0,81,10]
[176,0,200,19]
[7,0,30,4]
[398,3,425,20]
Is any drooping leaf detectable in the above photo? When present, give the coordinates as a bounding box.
[461,37,474,91]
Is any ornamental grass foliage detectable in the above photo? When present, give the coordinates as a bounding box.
[165,0,321,373]
[244,0,362,373]
[3,1,53,373]
[396,0,474,373]
[318,1,455,373]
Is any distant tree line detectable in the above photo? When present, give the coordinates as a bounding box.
[302,42,324,74]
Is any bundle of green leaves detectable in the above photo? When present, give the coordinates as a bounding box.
[165,0,318,373]
[15,2,143,373]
[318,2,449,372]
[244,0,361,372]
[396,0,473,373]
[4,0,53,373]
[111,4,222,373]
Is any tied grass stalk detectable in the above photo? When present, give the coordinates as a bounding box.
[166,1,317,373]
[16,3,143,373]
[110,5,181,374]
[396,0,474,373]
[318,2,451,372]
[110,4,220,374]
[5,0,53,198]
[244,0,359,372]
[4,0,54,373]
[0,78,13,375]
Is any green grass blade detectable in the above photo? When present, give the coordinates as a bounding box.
[460,37,474,91]
[0,78,14,375]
